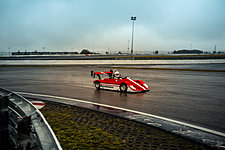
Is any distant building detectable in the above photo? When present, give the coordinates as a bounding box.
[11,51,79,55]
[173,49,203,54]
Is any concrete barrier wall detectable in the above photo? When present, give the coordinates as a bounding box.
[1,59,225,65]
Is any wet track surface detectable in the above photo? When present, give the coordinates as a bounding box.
[0,65,225,133]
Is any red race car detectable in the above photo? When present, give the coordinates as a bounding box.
[91,69,150,92]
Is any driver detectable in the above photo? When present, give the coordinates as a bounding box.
[114,70,121,79]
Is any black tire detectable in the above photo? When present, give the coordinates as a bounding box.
[120,83,127,92]
[91,71,95,78]
[95,81,101,89]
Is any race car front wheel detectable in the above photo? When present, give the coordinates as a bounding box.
[95,81,101,89]
[120,83,127,92]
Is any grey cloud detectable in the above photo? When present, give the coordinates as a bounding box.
[0,0,225,52]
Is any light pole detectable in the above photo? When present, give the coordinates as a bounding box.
[127,40,130,55]
[131,16,136,59]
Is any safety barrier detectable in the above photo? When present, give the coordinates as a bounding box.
[0,88,62,150]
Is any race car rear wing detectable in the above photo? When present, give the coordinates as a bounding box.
[91,70,113,78]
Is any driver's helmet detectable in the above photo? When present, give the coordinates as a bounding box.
[114,71,120,78]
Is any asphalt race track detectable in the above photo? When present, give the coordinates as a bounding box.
[0,65,225,133]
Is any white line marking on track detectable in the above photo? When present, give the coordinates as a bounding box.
[17,91,225,137]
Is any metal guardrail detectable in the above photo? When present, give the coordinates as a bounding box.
[0,88,62,150]
[1,54,225,60]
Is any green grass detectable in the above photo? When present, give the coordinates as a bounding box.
[41,102,126,149]
[40,101,212,150]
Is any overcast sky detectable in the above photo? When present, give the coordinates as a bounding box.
[0,0,225,53]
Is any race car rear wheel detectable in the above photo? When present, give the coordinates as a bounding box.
[95,81,101,89]
[120,83,127,92]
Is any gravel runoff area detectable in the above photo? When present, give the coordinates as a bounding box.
[40,101,214,150]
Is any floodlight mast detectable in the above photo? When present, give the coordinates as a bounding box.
[130,16,136,59]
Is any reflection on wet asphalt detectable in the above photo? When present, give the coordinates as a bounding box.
[0,65,225,132]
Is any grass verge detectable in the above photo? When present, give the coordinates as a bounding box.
[40,101,213,150]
